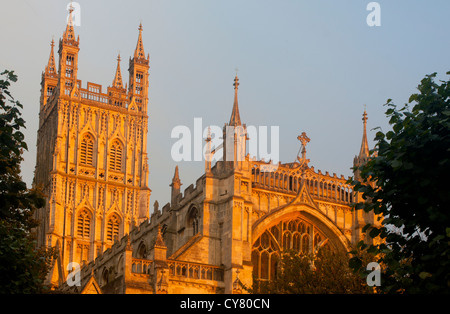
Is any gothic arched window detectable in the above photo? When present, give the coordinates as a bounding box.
[137,242,147,259]
[106,214,120,242]
[252,218,329,283]
[109,140,123,172]
[77,209,91,239]
[80,134,94,166]
[188,207,199,236]
[102,268,109,286]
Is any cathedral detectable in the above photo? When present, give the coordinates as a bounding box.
[34,9,377,294]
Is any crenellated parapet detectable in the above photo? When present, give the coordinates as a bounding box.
[251,160,355,206]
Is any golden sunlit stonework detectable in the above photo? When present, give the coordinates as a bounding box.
[34,15,378,294]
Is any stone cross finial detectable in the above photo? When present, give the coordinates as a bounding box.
[233,75,239,89]
[297,132,310,160]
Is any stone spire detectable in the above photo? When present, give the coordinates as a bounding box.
[229,74,242,126]
[44,39,57,77]
[359,109,370,159]
[353,109,370,181]
[112,53,123,88]
[134,22,147,61]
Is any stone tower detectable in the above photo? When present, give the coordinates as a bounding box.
[33,7,151,283]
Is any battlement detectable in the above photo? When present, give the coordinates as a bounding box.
[173,175,205,207]
[252,160,355,205]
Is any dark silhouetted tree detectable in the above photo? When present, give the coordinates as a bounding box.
[0,70,55,294]
[349,71,450,293]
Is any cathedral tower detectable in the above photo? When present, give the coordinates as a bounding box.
[34,13,151,280]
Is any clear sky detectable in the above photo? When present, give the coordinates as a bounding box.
[1,0,449,212]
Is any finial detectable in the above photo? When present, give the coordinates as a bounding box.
[232,269,243,293]
[68,1,74,25]
[205,126,212,143]
[154,224,166,248]
[297,132,310,162]
[205,127,213,173]
[139,21,143,32]
[233,74,239,90]
[229,73,242,126]
[171,165,181,189]
[362,106,368,123]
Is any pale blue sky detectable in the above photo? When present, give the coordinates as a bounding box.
[1,0,449,211]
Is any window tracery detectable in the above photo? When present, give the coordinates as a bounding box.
[77,209,91,239]
[80,134,94,166]
[109,140,123,171]
[252,217,329,281]
[106,214,120,242]
[188,207,199,236]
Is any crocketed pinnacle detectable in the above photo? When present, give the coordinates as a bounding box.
[45,39,56,76]
[171,165,181,189]
[112,53,123,88]
[229,74,242,126]
[359,109,369,158]
[134,23,146,60]
[63,3,76,43]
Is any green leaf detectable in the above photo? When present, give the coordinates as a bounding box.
[349,257,363,270]
[419,272,432,280]
[369,228,381,238]
[362,224,372,233]
[391,159,402,168]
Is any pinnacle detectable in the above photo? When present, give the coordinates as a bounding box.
[229,74,242,126]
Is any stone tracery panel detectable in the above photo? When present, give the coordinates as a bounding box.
[252,217,329,281]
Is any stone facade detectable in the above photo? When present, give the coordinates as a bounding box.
[34,9,151,286]
[35,12,377,294]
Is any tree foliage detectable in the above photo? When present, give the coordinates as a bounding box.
[0,70,55,293]
[249,248,374,294]
[349,71,450,293]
